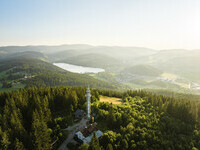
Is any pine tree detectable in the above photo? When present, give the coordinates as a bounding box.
[70,91,78,110]
[121,139,128,150]
[0,130,10,150]
[15,138,25,150]
[78,143,89,150]
[106,143,113,150]
[89,132,101,150]
[10,109,26,137]
[41,96,51,123]
[32,110,51,150]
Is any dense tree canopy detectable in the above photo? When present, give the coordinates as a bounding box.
[91,90,200,150]
[0,86,100,149]
[0,87,199,149]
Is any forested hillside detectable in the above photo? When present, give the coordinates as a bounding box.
[1,0,200,150]
[0,86,200,149]
[1,45,200,94]
[0,86,100,149]
[57,53,119,69]
[90,90,200,150]
[0,54,121,91]
[122,64,163,77]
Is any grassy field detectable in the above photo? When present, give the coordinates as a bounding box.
[100,96,122,105]
[161,72,178,80]
[0,68,26,92]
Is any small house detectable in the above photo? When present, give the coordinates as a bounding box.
[74,123,103,144]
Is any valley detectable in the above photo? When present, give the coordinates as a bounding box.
[1,1,200,149]
[1,45,200,95]
[0,45,200,149]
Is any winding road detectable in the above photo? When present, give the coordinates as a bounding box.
[57,118,87,150]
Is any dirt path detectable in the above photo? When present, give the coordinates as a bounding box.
[57,118,87,150]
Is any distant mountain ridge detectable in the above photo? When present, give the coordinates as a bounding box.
[1,44,200,93]
[58,53,119,68]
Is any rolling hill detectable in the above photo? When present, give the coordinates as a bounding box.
[58,53,120,69]
[122,64,163,77]
[155,56,200,82]
[1,44,200,93]
[0,52,123,91]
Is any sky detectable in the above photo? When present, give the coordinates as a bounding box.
[0,0,200,49]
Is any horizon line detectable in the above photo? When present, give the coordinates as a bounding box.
[1,43,200,51]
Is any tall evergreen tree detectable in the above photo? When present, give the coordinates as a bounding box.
[14,138,25,150]
[32,110,51,150]
[0,130,10,150]
[106,143,113,150]
[121,139,128,150]
[41,96,51,123]
[78,143,89,150]
[89,132,101,150]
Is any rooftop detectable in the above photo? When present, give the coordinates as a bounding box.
[75,123,103,143]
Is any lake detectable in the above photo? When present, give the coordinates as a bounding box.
[53,63,105,74]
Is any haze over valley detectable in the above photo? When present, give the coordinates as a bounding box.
[1,0,200,150]
[1,44,200,94]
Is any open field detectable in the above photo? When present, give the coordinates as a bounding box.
[100,96,122,105]
[161,73,178,80]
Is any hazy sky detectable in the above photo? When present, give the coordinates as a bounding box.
[0,0,200,49]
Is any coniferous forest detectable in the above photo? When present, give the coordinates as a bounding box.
[0,87,200,150]
[2,0,200,150]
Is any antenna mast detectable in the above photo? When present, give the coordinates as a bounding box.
[86,87,91,120]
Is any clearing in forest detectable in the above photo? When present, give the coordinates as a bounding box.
[100,96,122,105]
